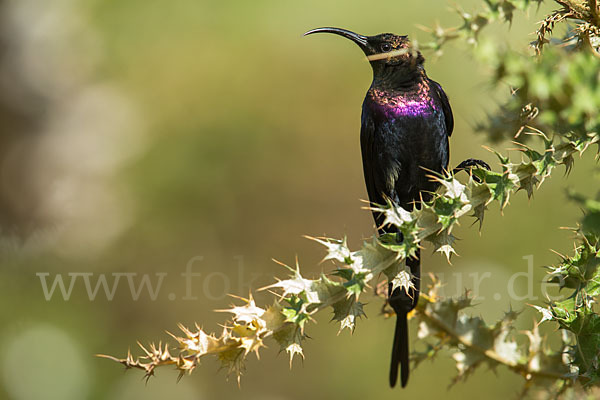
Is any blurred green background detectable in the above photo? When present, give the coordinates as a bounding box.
[0,0,596,399]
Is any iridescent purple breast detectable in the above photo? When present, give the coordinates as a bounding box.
[368,85,438,118]
[386,98,435,117]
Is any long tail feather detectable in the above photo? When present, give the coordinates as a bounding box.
[389,312,409,388]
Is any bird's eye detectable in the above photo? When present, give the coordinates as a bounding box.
[380,43,392,52]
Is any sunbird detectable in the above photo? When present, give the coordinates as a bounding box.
[305,27,488,388]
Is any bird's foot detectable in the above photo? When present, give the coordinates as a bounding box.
[454,158,490,171]
[453,158,491,183]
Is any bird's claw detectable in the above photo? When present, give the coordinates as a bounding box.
[452,158,490,183]
[454,158,490,171]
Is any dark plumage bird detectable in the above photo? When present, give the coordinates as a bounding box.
[304,27,488,388]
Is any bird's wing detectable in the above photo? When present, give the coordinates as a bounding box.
[429,79,454,137]
[360,101,402,226]
[360,104,386,207]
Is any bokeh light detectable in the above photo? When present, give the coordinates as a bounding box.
[1,325,89,400]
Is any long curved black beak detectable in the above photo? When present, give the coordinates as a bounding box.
[304,27,368,50]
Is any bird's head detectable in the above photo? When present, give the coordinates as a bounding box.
[304,27,425,83]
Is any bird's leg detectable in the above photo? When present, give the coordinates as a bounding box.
[453,158,491,182]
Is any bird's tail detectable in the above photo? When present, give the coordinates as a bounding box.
[389,311,409,388]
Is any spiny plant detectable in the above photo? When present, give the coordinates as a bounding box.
[101,0,600,397]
